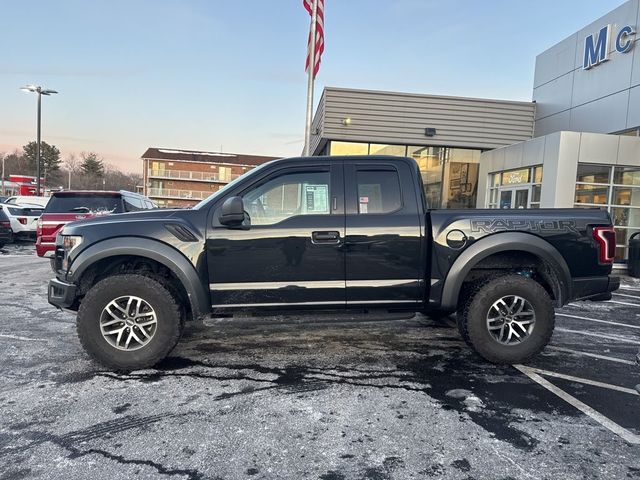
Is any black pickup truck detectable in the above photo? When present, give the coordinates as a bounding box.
[48,155,619,370]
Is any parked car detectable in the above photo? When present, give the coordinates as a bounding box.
[48,155,619,370]
[3,196,50,208]
[0,207,13,247]
[1,203,44,239]
[36,190,156,257]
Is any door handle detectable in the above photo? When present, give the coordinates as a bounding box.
[312,231,340,243]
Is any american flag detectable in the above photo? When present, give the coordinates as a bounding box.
[303,0,324,78]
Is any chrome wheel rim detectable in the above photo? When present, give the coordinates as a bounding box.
[486,295,536,345]
[99,296,157,351]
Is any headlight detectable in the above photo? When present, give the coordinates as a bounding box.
[62,235,83,254]
[60,235,83,271]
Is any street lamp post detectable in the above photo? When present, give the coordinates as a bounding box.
[1,153,5,196]
[21,85,58,196]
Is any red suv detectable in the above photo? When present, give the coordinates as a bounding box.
[36,190,156,257]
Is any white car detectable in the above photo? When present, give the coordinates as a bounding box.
[3,196,50,208]
[0,203,44,239]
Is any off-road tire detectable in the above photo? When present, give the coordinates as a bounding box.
[77,274,183,370]
[456,277,490,347]
[458,274,555,364]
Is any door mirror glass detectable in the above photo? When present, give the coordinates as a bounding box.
[218,196,245,226]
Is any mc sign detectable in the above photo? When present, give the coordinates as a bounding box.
[583,24,636,69]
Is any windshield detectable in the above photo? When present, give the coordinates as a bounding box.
[192,161,277,210]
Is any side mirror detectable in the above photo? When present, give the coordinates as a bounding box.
[218,196,245,226]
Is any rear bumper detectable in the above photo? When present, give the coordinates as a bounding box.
[48,278,78,310]
[36,238,55,257]
[571,275,620,302]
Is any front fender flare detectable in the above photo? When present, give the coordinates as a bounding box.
[439,232,571,310]
[67,237,209,320]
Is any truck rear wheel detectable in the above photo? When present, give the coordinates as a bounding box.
[76,274,183,370]
[458,274,554,364]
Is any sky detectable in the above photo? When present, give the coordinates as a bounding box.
[0,0,627,173]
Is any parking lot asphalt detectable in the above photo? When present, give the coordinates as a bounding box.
[0,243,639,480]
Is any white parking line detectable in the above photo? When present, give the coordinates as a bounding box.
[556,312,640,330]
[613,292,640,299]
[524,366,639,396]
[515,365,640,445]
[618,286,640,292]
[607,300,640,307]
[546,346,637,365]
[0,334,48,342]
[555,328,640,345]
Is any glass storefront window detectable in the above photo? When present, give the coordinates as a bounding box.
[534,166,543,184]
[614,167,640,186]
[532,185,541,203]
[501,168,530,185]
[442,148,480,209]
[491,173,500,187]
[329,141,368,156]
[610,207,640,227]
[407,146,444,209]
[486,165,542,209]
[369,144,407,156]
[576,164,610,183]
[611,186,640,206]
[574,184,609,204]
[574,163,640,262]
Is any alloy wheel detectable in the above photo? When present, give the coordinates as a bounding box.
[486,295,536,345]
[99,295,157,351]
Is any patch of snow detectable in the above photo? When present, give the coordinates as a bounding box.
[445,388,485,412]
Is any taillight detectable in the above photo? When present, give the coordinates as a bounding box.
[592,226,616,264]
[17,217,27,225]
[0,221,10,228]
[37,218,43,235]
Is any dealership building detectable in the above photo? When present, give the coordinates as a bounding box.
[309,0,640,261]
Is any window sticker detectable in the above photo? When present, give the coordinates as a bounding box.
[359,196,369,213]
[304,184,329,213]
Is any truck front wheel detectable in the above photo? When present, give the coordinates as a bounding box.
[76,274,183,370]
[457,274,555,364]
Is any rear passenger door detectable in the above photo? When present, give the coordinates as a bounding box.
[344,160,424,307]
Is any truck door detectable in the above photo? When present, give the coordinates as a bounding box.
[207,162,346,308]
[343,160,424,307]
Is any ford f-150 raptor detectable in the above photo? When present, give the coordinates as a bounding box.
[48,155,620,370]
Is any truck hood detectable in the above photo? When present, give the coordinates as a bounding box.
[66,208,182,227]
[60,208,198,239]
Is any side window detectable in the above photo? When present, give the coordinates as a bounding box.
[123,196,143,212]
[242,170,330,226]
[356,169,402,214]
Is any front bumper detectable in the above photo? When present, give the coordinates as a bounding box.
[48,278,78,310]
[571,275,620,302]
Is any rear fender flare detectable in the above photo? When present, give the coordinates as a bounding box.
[439,232,571,310]
[67,237,208,319]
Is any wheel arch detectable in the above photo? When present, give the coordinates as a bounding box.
[439,232,571,311]
[68,237,209,320]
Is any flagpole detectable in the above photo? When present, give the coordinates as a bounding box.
[303,0,318,157]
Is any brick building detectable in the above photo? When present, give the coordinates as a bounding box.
[141,148,278,207]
